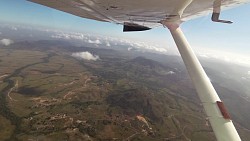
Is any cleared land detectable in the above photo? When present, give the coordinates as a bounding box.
[0,41,249,141]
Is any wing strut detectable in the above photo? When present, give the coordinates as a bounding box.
[161,21,241,141]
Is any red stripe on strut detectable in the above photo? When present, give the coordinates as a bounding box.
[216,101,231,120]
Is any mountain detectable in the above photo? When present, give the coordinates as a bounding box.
[0,40,249,141]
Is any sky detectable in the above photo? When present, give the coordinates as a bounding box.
[0,0,250,65]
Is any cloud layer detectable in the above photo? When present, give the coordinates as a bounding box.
[50,32,168,54]
[197,50,250,67]
[0,38,14,46]
[72,51,100,61]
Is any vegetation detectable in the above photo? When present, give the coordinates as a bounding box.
[0,41,249,141]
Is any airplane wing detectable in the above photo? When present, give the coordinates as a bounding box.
[29,0,249,29]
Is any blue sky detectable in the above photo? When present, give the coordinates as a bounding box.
[0,0,250,60]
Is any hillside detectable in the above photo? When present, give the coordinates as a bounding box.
[0,40,249,141]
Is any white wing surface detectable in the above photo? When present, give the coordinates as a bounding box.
[29,0,250,28]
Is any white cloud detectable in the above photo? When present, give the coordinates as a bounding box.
[106,42,110,47]
[88,39,101,44]
[49,31,169,54]
[197,49,250,67]
[116,39,167,54]
[0,39,14,46]
[241,77,247,80]
[51,32,87,40]
[11,26,18,31]
[166,71,175,75]
[198,54,209,58]
[72,51,100,61]
[248,71,250,76]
